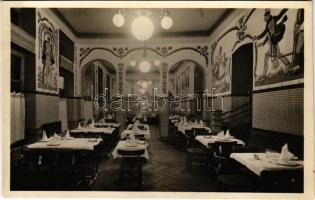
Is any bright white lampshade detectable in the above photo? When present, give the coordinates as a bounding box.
[154,59,161,66]
[139,60,151,73]
[132,16,154,41]
[141,81,148,89]
[130,60,136,67]
[161,15,173,30]
[139,88,146,94]
[113,13,125,27]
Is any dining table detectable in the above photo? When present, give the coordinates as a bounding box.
[27,137,103,151]
[27,137,103,186]
[70,127,116,135]
[176,122,212,135]
[112,140,149,160]
[195,135,246,147]
[94,122,121,128]
[230,152,303,177]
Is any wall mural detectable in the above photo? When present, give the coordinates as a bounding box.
[210,9,304,93]
[36,10,59,94]
[254,9,304,89]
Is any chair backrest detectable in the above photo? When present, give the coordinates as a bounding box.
[192,128,208,136]
[105,119,116,123]
[41,121,62,138]
[135,134,146,141]
[213,141,238,158]
[117,149,145,156]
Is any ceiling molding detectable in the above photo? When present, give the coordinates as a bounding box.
[52,8,234,40]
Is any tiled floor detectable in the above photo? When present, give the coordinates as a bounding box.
[91,125,219,191]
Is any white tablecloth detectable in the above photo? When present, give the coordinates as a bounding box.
[27,138,102,151]
[121,129,150,140]
[195,135,246,147]
[112,140,149,160]
[177,122,211,135]
[70,127,115,134]
[230,153,303,176]
[94,122,120,128]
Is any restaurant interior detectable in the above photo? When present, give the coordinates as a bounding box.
[9,7,305,192]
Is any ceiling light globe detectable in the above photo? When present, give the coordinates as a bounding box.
[141,81,149,89]
[161,15,173,30]
[132,16,154,41]
[113,13,125,27]
[139,61,151,73]
[130,60,136,67]
[154,59,161,66]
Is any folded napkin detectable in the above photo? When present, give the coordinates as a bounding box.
[53,132,61,139]
[42,130,48,140]
[88,123,95,128]
[279,143,294,162]
[225,129,231,138]
[77,123,82,129]
[65,129,70,138]
[200,120,204,126]
[194,119,198,124]
[217,131,225,138]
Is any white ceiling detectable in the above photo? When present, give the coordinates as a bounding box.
[57,8,228,37]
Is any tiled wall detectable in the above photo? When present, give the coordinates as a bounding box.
[252,87,303,135]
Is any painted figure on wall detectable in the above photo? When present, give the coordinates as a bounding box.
[41,34,55,88]
[292,9,304,75]
[36,11,59,93]
[211,46,231,93]
[254,9,299,83]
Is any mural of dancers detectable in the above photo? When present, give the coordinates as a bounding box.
[254,9,301,83]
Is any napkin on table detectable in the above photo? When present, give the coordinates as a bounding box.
[200,120,204,126]
[42,130,48,140]
[279,143,294,162]
[77,123,82,129]
[217,131,225,138]
[225,129,231,138]
[53,132,61,139]
[65,129,70,138]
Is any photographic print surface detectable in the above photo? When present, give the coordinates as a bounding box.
[3,2,313,199]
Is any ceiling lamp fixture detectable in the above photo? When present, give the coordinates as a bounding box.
[161,9,173,30]
[139,60,151,73]
[141,81,149,89]
[132,10,154,41]
[154,59,161,66]
[130,60,136,67]
[113,10,125,27]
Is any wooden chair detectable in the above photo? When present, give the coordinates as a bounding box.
[117,149,145,190]
[185,129,208,172]
[212,141,256,192]
[212,141,238,174]
[192,127,209,136]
